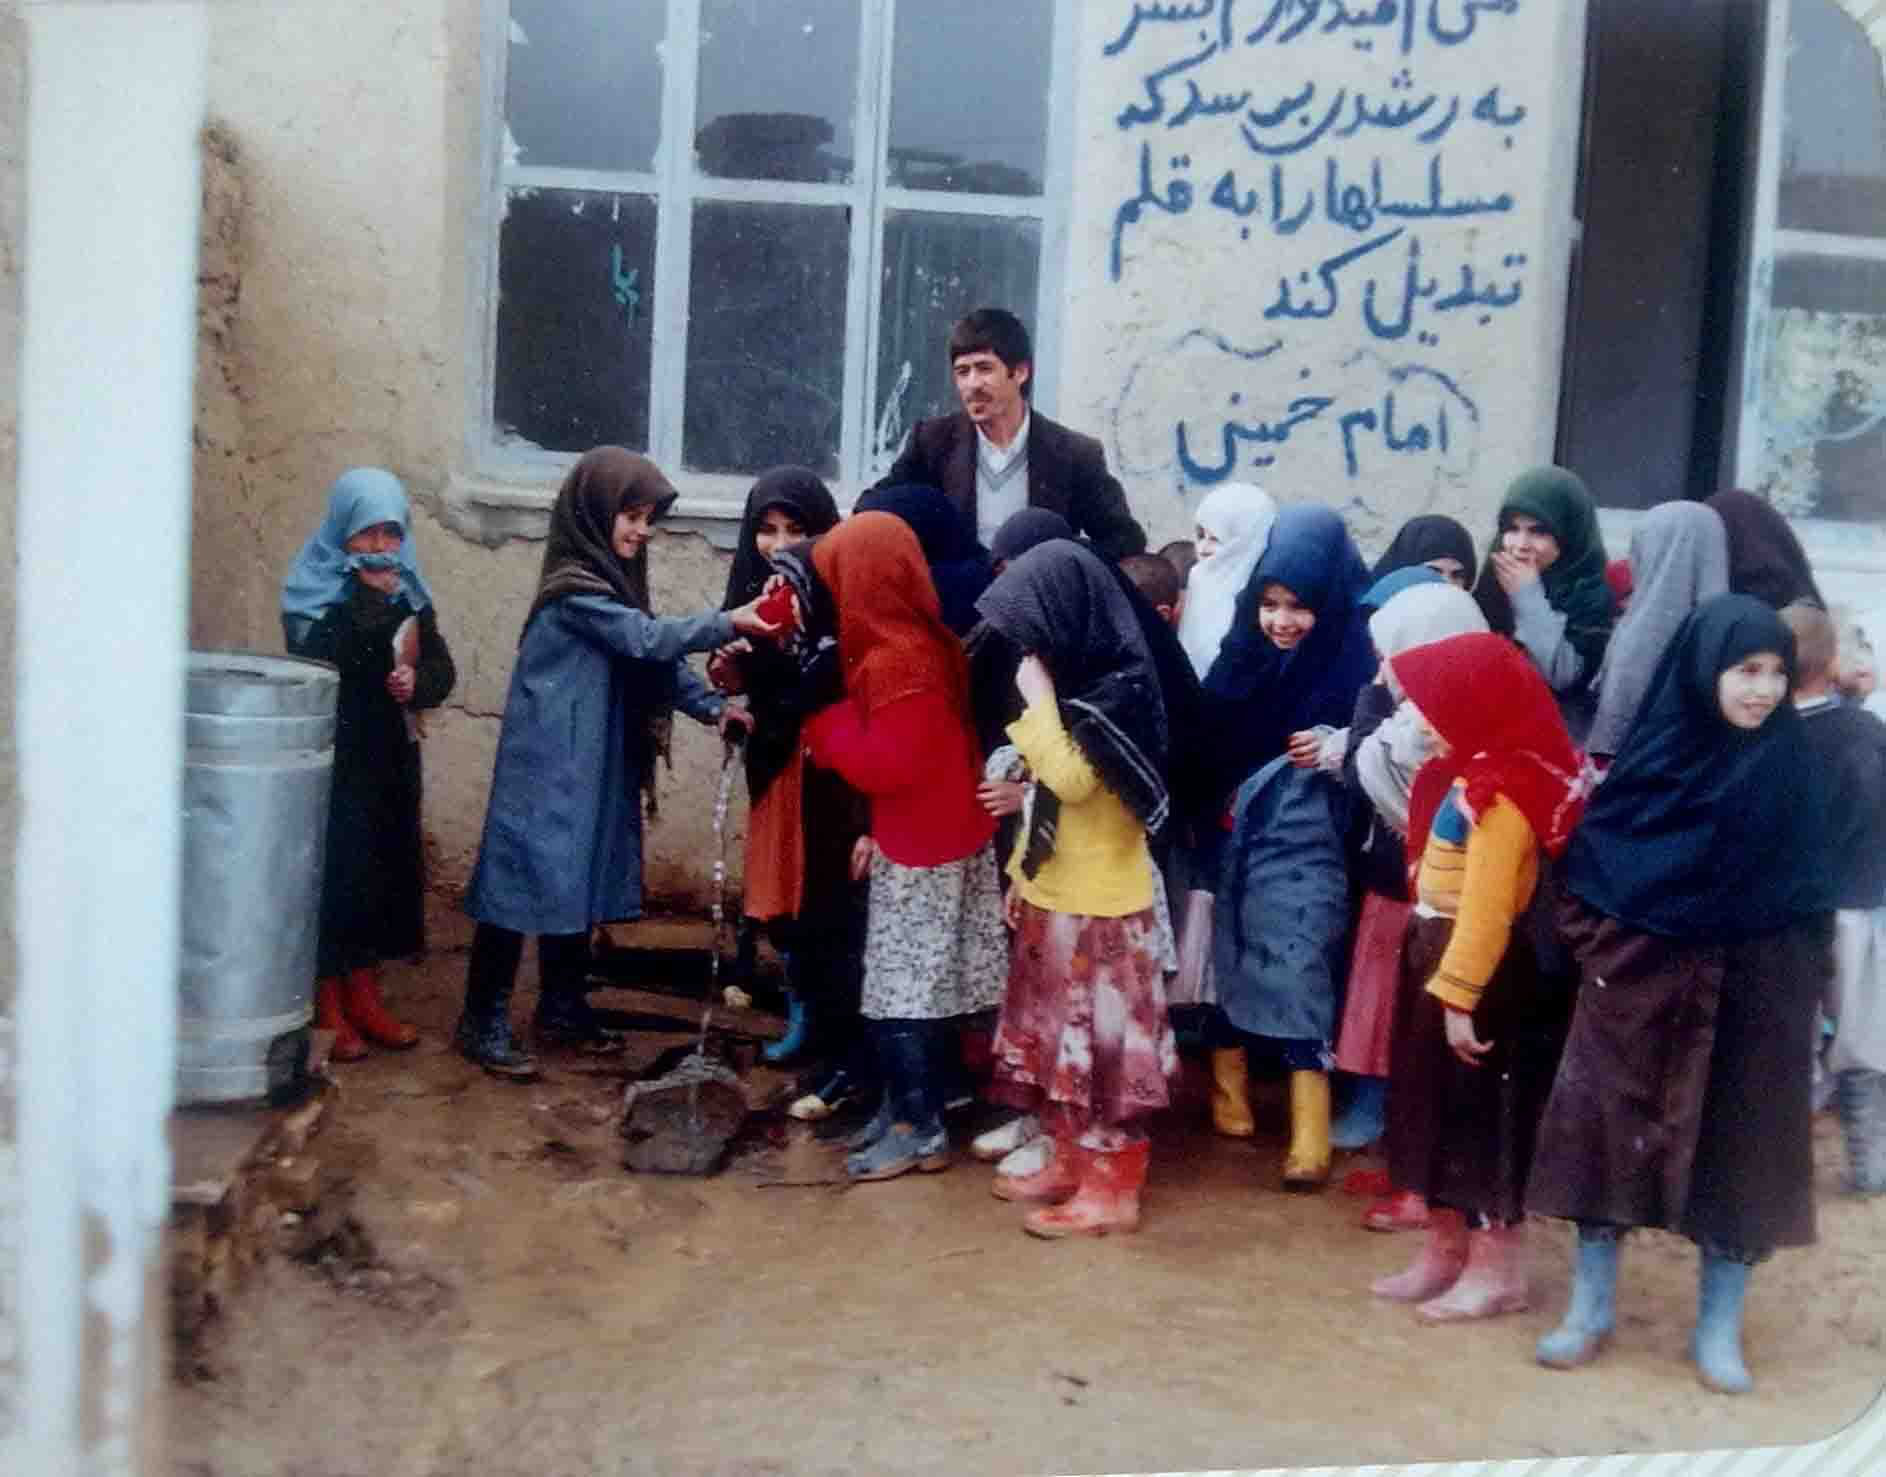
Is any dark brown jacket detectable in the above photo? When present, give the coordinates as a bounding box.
[875,410,1147,561]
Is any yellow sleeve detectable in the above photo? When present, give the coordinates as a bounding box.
[1006,700,1101,805]
[1426,798,1537,1012]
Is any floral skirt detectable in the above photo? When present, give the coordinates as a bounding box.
[991,900,1178,1149]
[860,844,1007,1020]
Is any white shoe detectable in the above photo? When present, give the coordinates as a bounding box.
[996,1134,1053,1178]
[971,1112,1039,1162]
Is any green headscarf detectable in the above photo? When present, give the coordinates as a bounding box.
[1475,465,1615,676]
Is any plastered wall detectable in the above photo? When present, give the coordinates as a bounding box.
[1060,1,1587,552]
[188,1,1589,904]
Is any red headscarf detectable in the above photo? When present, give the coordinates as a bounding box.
[1391,632,1588,869]
[811,511,969,715]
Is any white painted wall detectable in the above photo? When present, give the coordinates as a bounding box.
[1060,0,1588,552]
[9,3,206,1470]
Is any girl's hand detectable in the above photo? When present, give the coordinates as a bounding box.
[386,664,417,704]
[1003,885,1023,930]
[1490,550,1539,596]
[977,779,1025,816]
[1285,729,1322,768]
[849,835,877,882]
[728,593,788,641]
[706,639,752,694]
[1443,1005,1493,1067]
[718,703,754,741]
[1014,653,1054,707]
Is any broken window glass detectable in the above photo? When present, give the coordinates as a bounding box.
[684,202,850,475]
[505,1,664,174]
[494,189,656,453]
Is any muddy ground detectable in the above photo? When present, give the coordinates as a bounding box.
[170,913,1886,1477]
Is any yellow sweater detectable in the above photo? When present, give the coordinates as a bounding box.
[1414,787,1537,1012]
[1005,700,1154,918]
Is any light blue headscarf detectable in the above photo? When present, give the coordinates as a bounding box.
[1361,563,1445,613]
[281,467,435,643]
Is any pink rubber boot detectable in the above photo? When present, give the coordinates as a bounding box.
[1416,1222,1531,1323]
[1370,1208,1468,1302]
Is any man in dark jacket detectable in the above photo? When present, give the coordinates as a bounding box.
[874,307,1147,560]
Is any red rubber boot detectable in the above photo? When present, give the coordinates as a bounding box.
[315,976,367,1062]
[340,965,420,1050]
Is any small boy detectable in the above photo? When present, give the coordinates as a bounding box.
[1782,601,1886,1193]
[1118,551,1183,627]
[1157,539,1197,624]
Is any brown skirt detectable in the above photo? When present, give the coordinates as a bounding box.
[1386,911,1568,1223]
[1526,895,1832,1257]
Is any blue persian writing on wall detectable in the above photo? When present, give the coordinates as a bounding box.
[1101,0,1531,497]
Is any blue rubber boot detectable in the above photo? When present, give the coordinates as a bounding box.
[843,1090,895,1152]
[846,1022,949,1181]
[1330,1074,1387,1151]
[1536,1229,1619,1369]
[763,989,809,1065]
[1691,1253,1754,1394]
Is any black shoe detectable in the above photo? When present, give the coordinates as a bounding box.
[454,1013,540,1081]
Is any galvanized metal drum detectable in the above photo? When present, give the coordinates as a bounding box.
[177,650,338,1104]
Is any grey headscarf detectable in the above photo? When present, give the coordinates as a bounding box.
[1587,500,1729,758]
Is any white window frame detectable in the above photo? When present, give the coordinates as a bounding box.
[1706,0,1886,614]
[458,0,1080,532]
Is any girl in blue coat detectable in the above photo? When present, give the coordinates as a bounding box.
[454,447,778,1079]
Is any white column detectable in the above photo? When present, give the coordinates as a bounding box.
[13,3,207,1473]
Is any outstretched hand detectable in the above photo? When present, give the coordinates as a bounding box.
[728,592,789,640]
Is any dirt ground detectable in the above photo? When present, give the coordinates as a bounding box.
[169,915,1886,1477]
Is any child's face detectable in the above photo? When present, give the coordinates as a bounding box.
[1839,636,1877,698]
[612,502,656,560]
[1194,524,1220,559]
[1407,701,1451,759]
[345,521,403,593]
[1500,513,1561,574]
[344,521,403,557]
[1424,556,1468,588]
[754,505,808,563]
[1257,582,1316,651]
[1717,649,1788,730]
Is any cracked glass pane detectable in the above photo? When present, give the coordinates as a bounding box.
[505,1,664,174]
[494,189,655,453]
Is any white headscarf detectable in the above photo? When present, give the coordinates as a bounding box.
[1367,583,1489,680]
[1177,482,1278,676]
[1356,583,1489,830]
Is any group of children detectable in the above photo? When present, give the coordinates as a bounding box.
[281,447,1885,1393]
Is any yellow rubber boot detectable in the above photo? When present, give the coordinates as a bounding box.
[1282,1070,1332,1188]
[1209,1047,1255,1138]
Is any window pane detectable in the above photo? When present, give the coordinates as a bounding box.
[505,2,664,173]
[1781,0,1886,236]
[684,203,849,475]
[888,0,1051,196]
[1754,254,1886,521]
[494,189,655,454]
[872,211,1040,467]
[696,0,860,184]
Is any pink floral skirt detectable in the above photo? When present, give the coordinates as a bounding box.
[991,901,1178,1150]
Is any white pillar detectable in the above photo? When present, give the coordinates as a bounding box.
[12,3,207,1473]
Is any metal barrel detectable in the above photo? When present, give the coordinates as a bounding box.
[177,650,338,1104]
